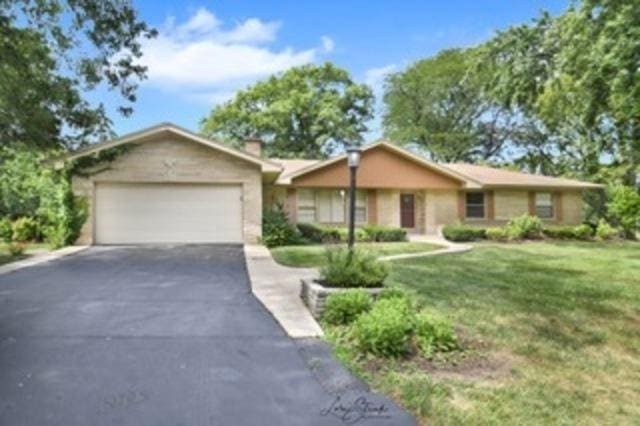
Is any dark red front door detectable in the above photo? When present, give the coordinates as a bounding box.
[400,193,415,228]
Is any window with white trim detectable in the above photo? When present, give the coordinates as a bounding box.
[465,192,485,218]
[535,192,554,218]
[296,189,367,224]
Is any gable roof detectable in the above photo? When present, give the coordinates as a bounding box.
[443,163,603,189]
[63,122,282,174]
[279,141,469,185]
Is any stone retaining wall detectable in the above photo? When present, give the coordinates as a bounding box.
[300,279,384,319]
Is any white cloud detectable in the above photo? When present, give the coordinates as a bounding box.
[364,64,397,93]
[138,8,330,105]
[321,36,335,53]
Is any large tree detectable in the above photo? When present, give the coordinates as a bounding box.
[382,49,520,162]
[475,0,640,184]
[200,63,374,159]
[0,1,156,150]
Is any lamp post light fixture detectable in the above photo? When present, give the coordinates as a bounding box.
[346,145,362,250]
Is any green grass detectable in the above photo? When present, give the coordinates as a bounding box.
[324,241,640,425]
[270,242,440,268]
[0,242,50,266]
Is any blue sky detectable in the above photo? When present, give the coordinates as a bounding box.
[98,0,569,138]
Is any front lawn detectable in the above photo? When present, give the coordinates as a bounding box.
[0,243,50,266]
[270,242,440,268]
[325,241,640,424]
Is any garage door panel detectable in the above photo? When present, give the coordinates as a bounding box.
[95,183,242,244]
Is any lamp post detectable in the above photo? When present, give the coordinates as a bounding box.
[346,145,362,250]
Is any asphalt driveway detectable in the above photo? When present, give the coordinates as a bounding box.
[0,245,413,425]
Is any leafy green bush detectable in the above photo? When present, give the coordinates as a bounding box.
[39,178,88,248]
[0,217,12,243]
[573,224,593,240]
[485,227,509,241]
[505,214,543,240]
[361,225,407,242]
[414,311,458,357]
[11,217,40,242]
[442,224,486,241]
[542,225,578,239]
[607,185,640,238]
[297,223,343,243]
[595,219,618,241]
[337,227,368,242]
[322,289,373,325]
[353,297,416,357]
[7,242,25,257]
[378,287,411,302]
[319,248,389,288]
[262,204,302,248]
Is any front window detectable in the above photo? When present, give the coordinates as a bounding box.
[465,192,485,219]
[535,192,554,218]
[296,189,367,224]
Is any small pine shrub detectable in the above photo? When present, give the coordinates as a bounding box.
[262,204,301,247]
[11,217,40,242]
[353,298,416,357]
[442,224,486,242]
[322,290,372,325]
[595,219,618,241]
[505,214,543,240]
[414,311,458,358]
[320,248,389,288]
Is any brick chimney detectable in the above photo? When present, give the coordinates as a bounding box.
[244,136,263,157]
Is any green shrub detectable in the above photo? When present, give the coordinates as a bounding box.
[297,223,343,243]
[0,217,12,243]
[485,227,509,241]
[353,298,416,357]
[506,214,543,240]
[11,217,40,242]
[607,185,640,238]
[322,289,373,325]
[262,204,301,248]
[361,225,407,242]
[414,311,458,357]
[595,219,618,241]
[319,248,389,288]
[542,225,577,239]
[39,183,89,248]
[337,227,368,242]
[442,224,486,241]
[7,242,25,257]
[573,224,594,240]
[378,287,411,302]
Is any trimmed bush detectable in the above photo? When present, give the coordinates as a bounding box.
[262,204,302,248]
[442,224,486,242]
[322,289,373,325]
[505,214,543,240]
[0,217,12,243]
[361,225,407,242]
[595,219,618,241]
[11,217,40,242]
[486,227,509,241]
[378,287,411,302]
[573,224,594,240]
[297,223,342,243]
[542,225,578,239]
[353,298,416,357]
[319,247,389,288]
[414,311,458,357]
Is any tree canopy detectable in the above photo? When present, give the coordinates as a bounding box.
[0,0,156,150]
[201,63,374,159]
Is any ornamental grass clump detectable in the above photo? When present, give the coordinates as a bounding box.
[319,247,389,288]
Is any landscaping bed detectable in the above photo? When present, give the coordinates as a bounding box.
[323,241,640,424]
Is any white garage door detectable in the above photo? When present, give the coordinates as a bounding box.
[95,183,243,244]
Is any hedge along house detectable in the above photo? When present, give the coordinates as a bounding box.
[64,122,602,245]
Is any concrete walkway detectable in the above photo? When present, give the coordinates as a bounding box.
[378,234,472,261]
[244,244,324,338]
[0,245,88,275]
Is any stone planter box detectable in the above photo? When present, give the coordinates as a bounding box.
[300,278,385,319]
